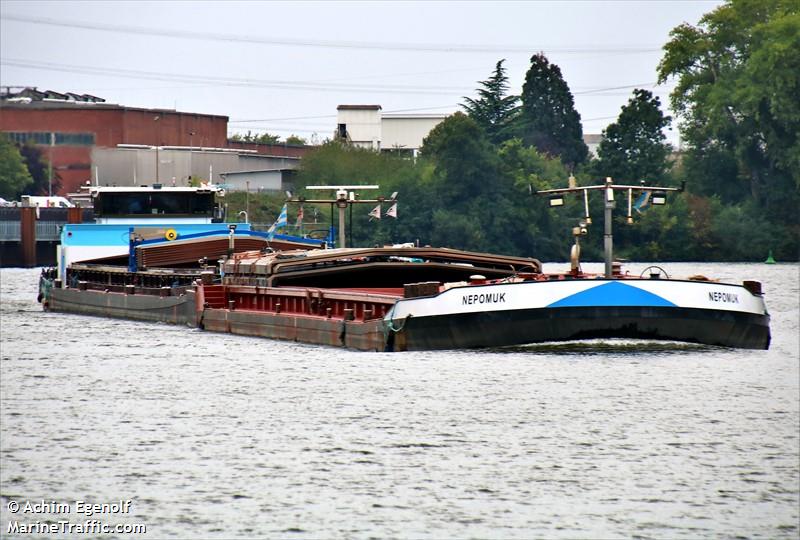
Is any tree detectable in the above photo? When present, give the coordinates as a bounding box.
[658,0,800,221]
[0,135,33,199]
[230,131,281,144]
[17,142,61,196]
[462,59,519,144]
[595,89,672,182]
[256,132,281,144]
[285,134,307,146]
[419,112,499,202]
[414,113,500,250]
[517,53,588,168]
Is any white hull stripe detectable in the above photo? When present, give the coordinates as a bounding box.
[388,279,768,320]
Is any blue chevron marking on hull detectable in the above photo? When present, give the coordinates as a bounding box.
[547,281,677,308]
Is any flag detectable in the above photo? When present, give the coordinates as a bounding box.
[267,204,288,239]
[385,202,398,219]
[633,191,650,213]
[296,205,304,227]
[368,204,381,221]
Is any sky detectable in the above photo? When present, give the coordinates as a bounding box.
[0,0,723,146]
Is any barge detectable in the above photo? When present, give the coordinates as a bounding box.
[41,181,771,351]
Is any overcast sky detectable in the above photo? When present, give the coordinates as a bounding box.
[1,0,722,145]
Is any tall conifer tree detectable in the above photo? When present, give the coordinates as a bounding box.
[462,59,519,144]
[517,53,587,168]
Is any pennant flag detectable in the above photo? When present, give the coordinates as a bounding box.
[267,204,288,239]
[633,191,650,213]
[296,205,304,227]
[368,204,381,221]
[385,202,398,219]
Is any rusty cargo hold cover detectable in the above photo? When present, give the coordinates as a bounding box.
[136,236,322,269]
[222,247,541,288]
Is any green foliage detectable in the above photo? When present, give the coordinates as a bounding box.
[223,191,288,225]
[0,135,33,199]
[230,131,282,144]
[285,134,307,146]
[291,115,579,258]
[420,112,499,202]
[658,0,800,219]
[17,142,61,196]
[461,59,519,144]
[281,42,799,261]
[516,53,588,168]
[595,89,672,183]
[656,0,799,260]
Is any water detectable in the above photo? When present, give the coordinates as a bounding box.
[1,263,798,539]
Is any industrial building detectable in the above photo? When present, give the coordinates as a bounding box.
[336,105,447,157]
[335,104,603,159]
[0,87,310,195]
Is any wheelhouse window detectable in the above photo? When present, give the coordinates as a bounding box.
[93,191,216,217]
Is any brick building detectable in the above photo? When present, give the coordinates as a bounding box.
[0,87,310,195]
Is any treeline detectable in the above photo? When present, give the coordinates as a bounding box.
[284,0,797,262]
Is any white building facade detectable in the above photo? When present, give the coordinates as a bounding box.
[336,105,447,157]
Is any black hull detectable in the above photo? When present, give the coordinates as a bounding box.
[391,306,771,351]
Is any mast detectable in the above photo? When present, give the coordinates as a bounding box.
[537,178,683,278]
[287,185,398,249]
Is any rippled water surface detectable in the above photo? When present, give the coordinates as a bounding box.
[1,263,798,539]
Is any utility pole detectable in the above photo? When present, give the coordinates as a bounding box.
[48,132,54,197]
[188,131,195,184]
[154,115,161,183]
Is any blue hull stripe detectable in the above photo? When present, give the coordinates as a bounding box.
[547,281,677,308]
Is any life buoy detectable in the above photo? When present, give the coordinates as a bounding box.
[165,228,178,241]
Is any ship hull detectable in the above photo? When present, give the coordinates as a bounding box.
[388,304,770,351]
[386,278,771,351]
[47,287,197,327]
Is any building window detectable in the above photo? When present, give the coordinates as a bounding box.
[55,133,95,145]
[3,131,95,146]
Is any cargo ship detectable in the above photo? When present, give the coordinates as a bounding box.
[40,181,771,351]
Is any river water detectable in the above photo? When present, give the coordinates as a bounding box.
[1,263,798,539]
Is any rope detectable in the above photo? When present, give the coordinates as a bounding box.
[38,277,53,302]
[382,303,412,337]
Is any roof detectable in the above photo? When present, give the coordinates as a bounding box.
[89,185,222,195]
[1,87,106,103]
[337,105,382,111]
[0,87,228,119]
[382,113,449,120]
[219,168,296,177]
